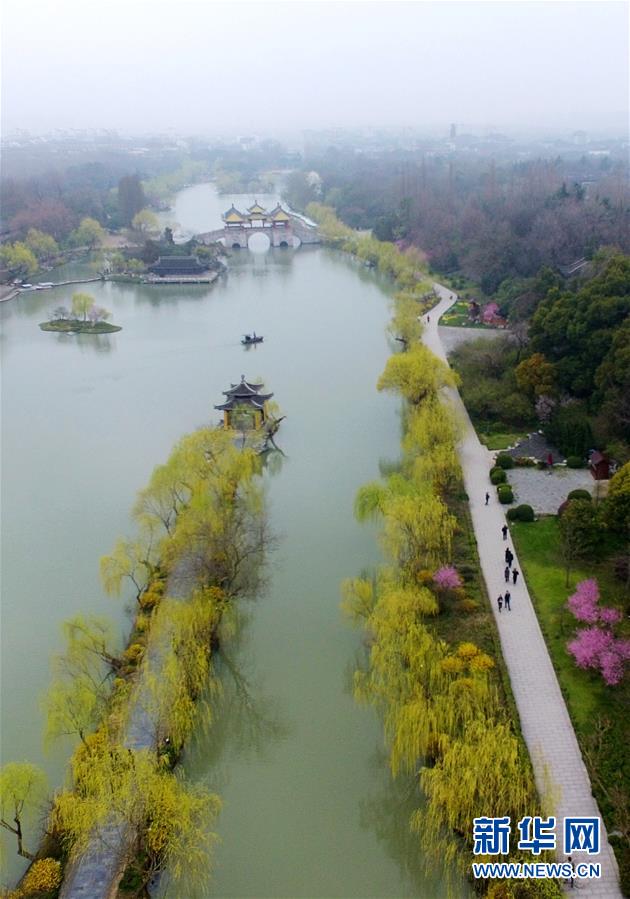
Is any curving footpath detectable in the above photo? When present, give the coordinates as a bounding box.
[428,284,622,898]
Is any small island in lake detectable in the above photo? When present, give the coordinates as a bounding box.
[39,291,122,333]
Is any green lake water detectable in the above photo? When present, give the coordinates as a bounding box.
[1,184,459,897]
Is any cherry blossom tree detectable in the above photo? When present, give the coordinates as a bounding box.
[566,579,629,685]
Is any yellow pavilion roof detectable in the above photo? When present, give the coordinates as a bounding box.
[269,204,290,221]
[223,205,246,223]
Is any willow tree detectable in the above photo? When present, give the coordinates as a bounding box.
[162,458,270,597]
[415,718,538,882]
[71,292,94,322]
[43,615,120,746]
[377,345,458,405]
[54,743,221,888]
[354,473,418,522]
[403,399,462,495]
[0,762,48,859]
[140,590,224,752]
[100,534,160,600]
[389,295,424,347]
[341,576,377,623]
[382,492,456,580]
[132,457,189,537]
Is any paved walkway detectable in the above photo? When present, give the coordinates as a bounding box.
[427,285,622,898]
[507,467,598,516]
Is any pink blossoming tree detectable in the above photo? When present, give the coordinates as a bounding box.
[566,579,629,685]
[433,566,463,591]
[482,302,500,324]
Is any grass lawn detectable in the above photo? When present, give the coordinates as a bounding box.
[479,431,526,451]
[511,516,630,892]
[439,299,498,329]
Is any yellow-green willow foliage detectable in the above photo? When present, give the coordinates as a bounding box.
[101,426,264,601]
[43,615,123,747]
[403,399,462,495]
[354,475,456,582]
[389,293,425,346]
[53,738,220,884]
[382,492,456,579]
[0,762,48,860]
[377,344,459,405]
[305,203,431,293]
[141,589,226,752]
[344,296,541,893]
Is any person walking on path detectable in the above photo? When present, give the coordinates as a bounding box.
[512,568,519,585]
[504,565,510,583]
[497,594,503,613]
[485,492,490,505]
[504,547,513,566]
[502,524,508,540]
[504,590,511,611]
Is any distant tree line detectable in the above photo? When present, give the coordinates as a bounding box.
[284,150,629,294]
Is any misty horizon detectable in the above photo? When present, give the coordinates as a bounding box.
[2,1,628,138]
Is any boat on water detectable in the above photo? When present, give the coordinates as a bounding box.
[242,332,264,345]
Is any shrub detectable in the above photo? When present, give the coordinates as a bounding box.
[122,643,145,667]
[135,614,149,633]
[457,563,477,582]
[21,858,62,894]
[497,484,514,504]
[507,504,535,522]
[490,468,507,485]
[139,589,161,612]
[456,598,479,614]
[566,455,584,468]
[567,488,591,502]
[496,453,515,469]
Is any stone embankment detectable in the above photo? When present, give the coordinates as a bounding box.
[1,277,104,304]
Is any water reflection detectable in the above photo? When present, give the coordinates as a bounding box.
[67,333,115,354]
[358,753,447,897]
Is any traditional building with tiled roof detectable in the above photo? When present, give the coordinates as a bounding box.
[215,375,274,429]
[148,255,207,275]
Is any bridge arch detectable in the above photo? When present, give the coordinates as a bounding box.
[247,231,271,252]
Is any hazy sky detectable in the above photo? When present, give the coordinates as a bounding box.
[2,0,628,137]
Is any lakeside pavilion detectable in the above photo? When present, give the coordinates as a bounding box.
[215,375,274,429]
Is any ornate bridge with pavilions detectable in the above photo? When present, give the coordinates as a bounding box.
[197,201,320,250]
